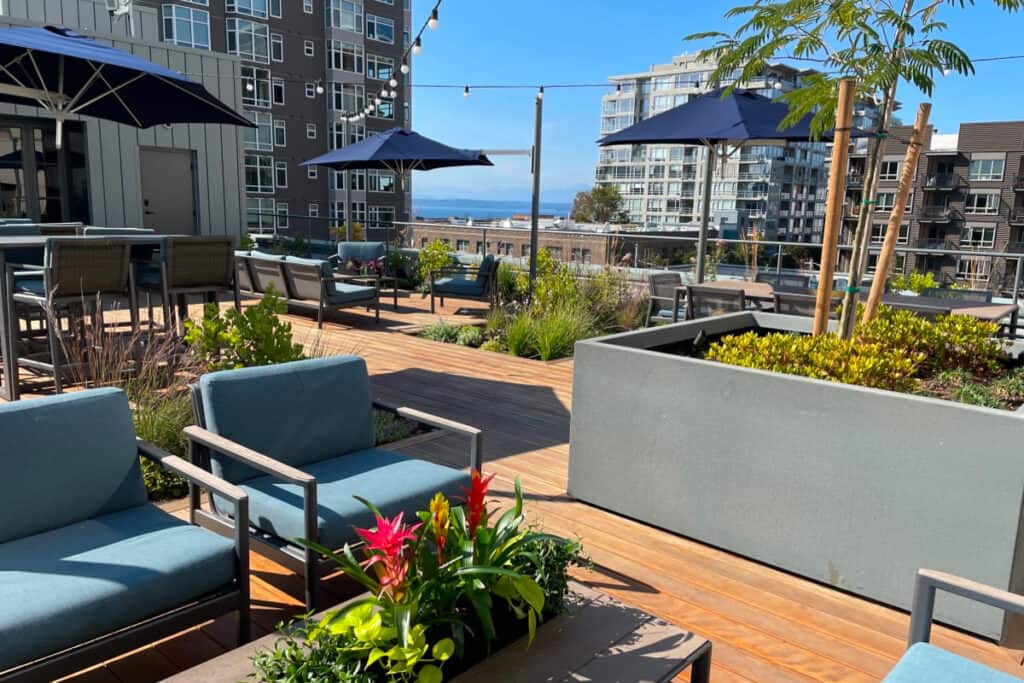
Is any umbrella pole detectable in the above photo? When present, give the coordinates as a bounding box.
[696,142,715,283]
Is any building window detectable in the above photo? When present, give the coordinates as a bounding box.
[328,0,363,32]
[366,54,394,80]
[271,77,285,105]
[226,18,270,63]
[371,100,394,120]
[273,119,286,146]
[307,166,318,179]
[366,14,394,43]
[269,0,281,17]
[328,82,364,112]
[456,240,470,252]
[246,197,275,230]
[241,66,271,107]
[879,160,900,180]
[328,40,364,73]
[969,157,1004,181]
[274,160,288,188]
[333,121,365,149]
[162,5,210,49]
[870,222,909,244]
[304,0,314,12]
[368,205,394,228]
[245,155,274,193]
[960,224,996,248]
[546,246,563,260]
[367,169,395,192]
[305,82,316,98]
[304,40,315,57]
[956,256,991,281]
[306,123,317,139]
[226,0,268,19]
[873,191,911,212]
[270,33,283,62]
[309,202,319,217]
[350,201,366,223]
[964,191,1001,215]
[243,111,273,151]
[276,202,289,229]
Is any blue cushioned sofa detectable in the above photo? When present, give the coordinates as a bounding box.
[185,355,482,610]
[429,254,498,313]
[0,389,250,682]
[883,569,1024,682]
[235,251,378,327]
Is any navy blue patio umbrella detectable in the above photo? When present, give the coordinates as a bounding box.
[302,127,492,241]
[599,88,865,282]
[0,25,252,148]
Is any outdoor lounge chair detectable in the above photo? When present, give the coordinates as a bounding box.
[185,355,481,611]
[430,254,497,313]
[646,271,685,325]
[0,388,249,682]
[755,271,811,291]
[685,285,746,320]
[883,569,1024,681]
[772,291,840,318]
[331,241,387,272]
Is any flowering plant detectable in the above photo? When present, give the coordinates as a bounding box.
[252,473,583,682]
[346,257,386,277]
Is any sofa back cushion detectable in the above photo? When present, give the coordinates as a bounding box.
[248,253,288,297]
[337,242,386,265]
[283,256,331,302]
[0,388,146,543]
[198,356,376,482]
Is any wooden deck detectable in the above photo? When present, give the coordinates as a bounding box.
[28,293,1024,681]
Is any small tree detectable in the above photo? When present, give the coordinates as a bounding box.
[571,186,627,223]
[689,0,1022,337]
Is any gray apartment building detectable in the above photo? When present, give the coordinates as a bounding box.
[0,0,247,235]
[594,53,879,243]
[133,0,413,241]
[842,121,1024,290]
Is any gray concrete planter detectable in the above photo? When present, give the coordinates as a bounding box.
[568,312,1024,642]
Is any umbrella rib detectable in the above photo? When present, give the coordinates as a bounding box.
[25,49,58,110]
[64,62,109,111]
[73,68,144,126]
[0,56,50,109]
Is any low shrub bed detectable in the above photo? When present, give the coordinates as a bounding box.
[705,305,1023,409]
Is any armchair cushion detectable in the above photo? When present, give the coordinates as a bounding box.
[12,272,45,296]
[198,356,376,483]
[229,448,469,549]
[0,389,147,544]
[337,242,386,264]
[283,255,333,280]
[328,282,377,305]
[883,643,1020,682]
[134,261,163,287]
[433,276,486,296]
[0,504,236,670]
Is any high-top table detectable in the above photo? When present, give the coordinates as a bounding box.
[0,235,162,400]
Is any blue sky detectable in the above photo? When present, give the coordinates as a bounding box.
[407,0,1024,203]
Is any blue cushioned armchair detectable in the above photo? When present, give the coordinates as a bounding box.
[883,569,1024,682]
[185,356,482,611]
[0,389,250,682]
[429,254,498,313]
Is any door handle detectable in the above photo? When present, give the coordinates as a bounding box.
[145,210,155,215]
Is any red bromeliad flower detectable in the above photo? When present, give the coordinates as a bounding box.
[459,471,495,539]
[356,512,422,600]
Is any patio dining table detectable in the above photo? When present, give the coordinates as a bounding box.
[673,280,1019,329]
[0,234,163,400]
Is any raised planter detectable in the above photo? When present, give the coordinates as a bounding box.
[568,312,1024,643]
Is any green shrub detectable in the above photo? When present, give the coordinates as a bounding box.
[533,306,595,361]
[374,410,418,445]
[238,232,256,250]
[184,288,304,370]
[496,261,527,305]
[134,392,193,500]
[991,367,1024,404]
[420,320,460,344]
[888,270,939,294]
[479,338,505,353]
[505,312,538,358]
[456,325,484,348]
[418,238,452,282]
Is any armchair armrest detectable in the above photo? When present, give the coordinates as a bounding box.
[437,264,481,277]
[373,400,482,473]
[183,425,319,545]
[909,569,1024,646]
[327,254,340,264]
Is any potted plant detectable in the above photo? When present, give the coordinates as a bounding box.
[251,472,583,682]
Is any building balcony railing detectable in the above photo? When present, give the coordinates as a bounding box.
[923,174,963,191]
[843,203,861,217]
[1010,208,1024,226]
[735,190,769,200]
[1006,241,1024,253]
[915,238,954,250]
[1014,175,1024,191]
[846,175,865,188]
[918,207,959,222]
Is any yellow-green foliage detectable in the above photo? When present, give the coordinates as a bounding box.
[706,331,921,392]
[418,238,452,282]
[888,270,938,295]
[706,304,1006,393]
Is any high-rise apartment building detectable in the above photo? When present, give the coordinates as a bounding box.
[841,121,1024,290]
[137,0,412,240]
[595,53,878,243]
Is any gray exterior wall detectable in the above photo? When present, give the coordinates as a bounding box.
[0,0,246,236]
[569,313,1024,642]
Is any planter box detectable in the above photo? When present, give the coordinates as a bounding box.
[568,312,1024,642]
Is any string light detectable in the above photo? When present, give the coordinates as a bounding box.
[428,8,439,29]
[388,78,398,88]
[537,86,544,100]
[315,79,325,95]
[412,37,422,55]
[401,58,410,75]
[463,85,470,98]
[389,89,398,98]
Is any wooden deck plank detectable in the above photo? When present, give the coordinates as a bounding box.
[12,294,1024,681]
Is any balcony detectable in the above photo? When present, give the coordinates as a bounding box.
[918,206,958,222]
[915,238,954,250]
[1010,207,1024,226]
[846,174,865,188]
[1015,175,1024,191]
[923,173,962,191]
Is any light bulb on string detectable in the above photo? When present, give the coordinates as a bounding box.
[374,97,382,105]
[463,86,470,99]
[245,80,254,92]
[380,87,389,98]
[388,78,398,88]
[315,80,325,95]
[428,8,439,29]
[389,89,397,98]
[412,37,422,55]
[400,59,410,74]
[537,86,544,100]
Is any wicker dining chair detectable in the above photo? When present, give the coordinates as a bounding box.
[685,285,746,320]
[646,272,685,325]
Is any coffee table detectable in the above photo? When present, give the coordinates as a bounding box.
[163,582,711,683]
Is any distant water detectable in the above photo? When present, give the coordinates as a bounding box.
[413,197,572,220]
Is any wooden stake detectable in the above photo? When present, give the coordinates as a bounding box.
[863,102,931,322]
[813,78,856,335]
